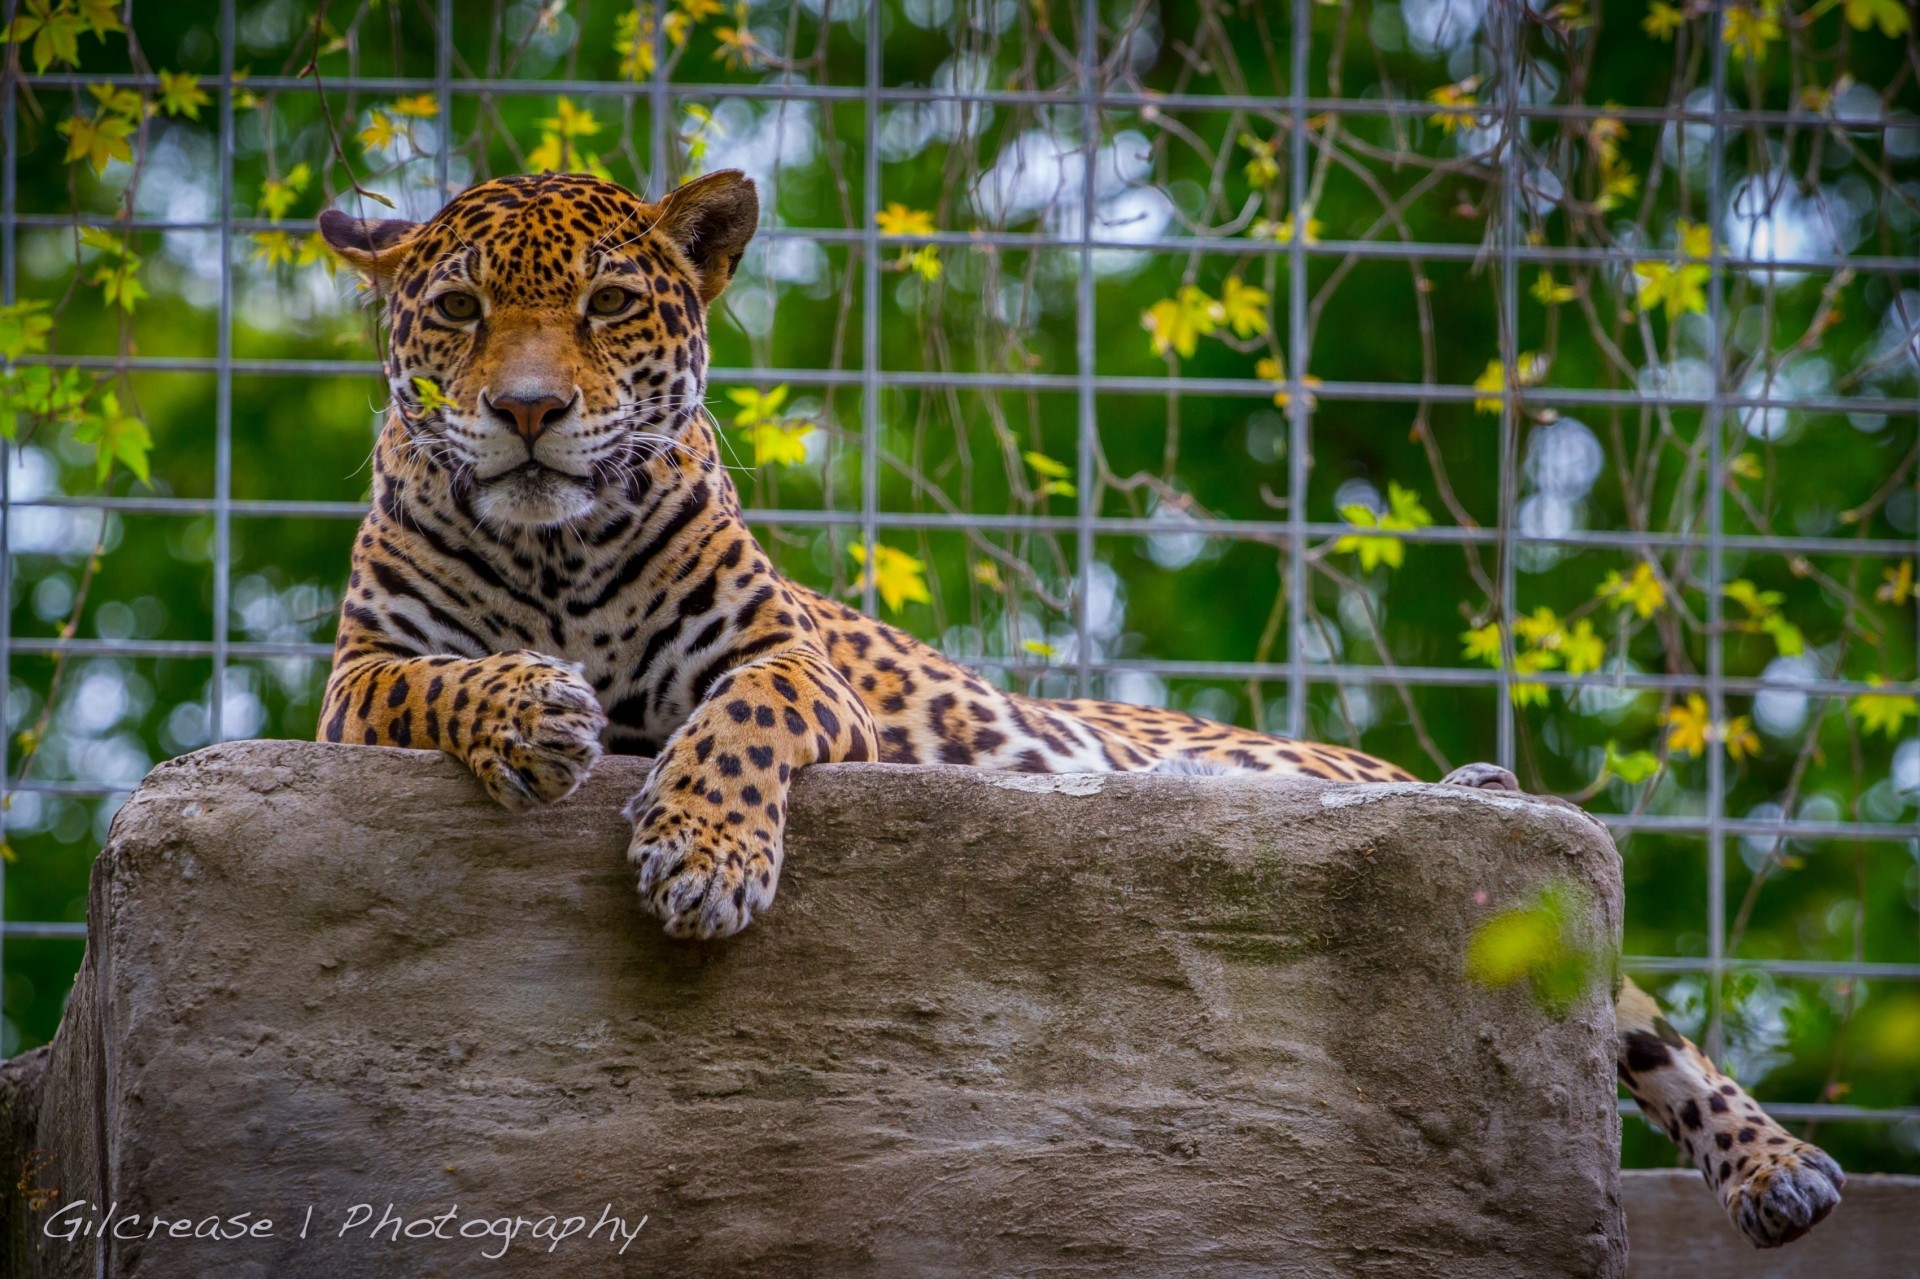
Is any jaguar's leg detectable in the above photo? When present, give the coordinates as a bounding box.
[320,649,606,811]
[623,646,878,940]
[1440,759,1845,1247]
[1615,978,1843,1246]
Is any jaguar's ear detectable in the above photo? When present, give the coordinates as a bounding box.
[318,209,422,286]
[653,169,759,304]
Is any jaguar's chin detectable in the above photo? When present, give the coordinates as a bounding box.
[473,463,598,529]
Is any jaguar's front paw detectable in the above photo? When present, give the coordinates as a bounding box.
[1726,1139,1843,1248]
[465,654,608,812]
[625,786,779,939]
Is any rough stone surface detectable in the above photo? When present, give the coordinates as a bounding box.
[2,739,1625,1277]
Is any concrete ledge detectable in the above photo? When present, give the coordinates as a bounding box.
[1623,1170,1920,1277]
[3,740,1625,1277]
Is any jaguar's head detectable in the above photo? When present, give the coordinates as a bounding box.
[320,170,758,529]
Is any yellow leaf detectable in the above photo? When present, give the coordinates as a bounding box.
[412,376,454,412]
[1877,561,1914,607]
[1642,1,1685,39]
[539,97,601,140]
[250,231,297,267]
[1661,694,1711,757]
[875,202,936,237]
[1632,259,1709,323]
[390,93,439,119]
[972,559,1003,591]
[1844,0,1910,38]
[613,9,658,80]
[1597,562,1667,618]
[1427,77,1481,135]
[1219,276,1271,339]
[1531,271,1578,306]
[358,110,399,153]
[1461,622,1504,665]
[1141,285,1221,359]
[850,543,932,613]
[726,384,789,428]
[749,422,810,468]
[1238,132,1279,188]
[1021,638,1058,658]
[1851,678,1918,739]
[57,110,135,175]
[1723,2,1781,62]
[713,2,759,69]
[156,70,211,120]
[1724,715,1761,763]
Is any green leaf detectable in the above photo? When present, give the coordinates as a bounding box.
[1845,0,1910,38]
[1602,741,1661,785]
[72,390,152,485]
[0,300,53,360]
[1465,881,1603,1016]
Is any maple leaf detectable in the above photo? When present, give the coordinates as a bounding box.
[875,203,936,237]
[541,97,602,139]
[1334,482,1431,572]
[727,384,789,428]
[849,543,932,613]
[88,81,142,121]
[1461,622,1504,666]
[250,232,297,268]
[1218,276,1271,339]
[1632,260,1708,322]
[1597,562,1667,618]
[1660,694,1712,757]
[358,110,399,153]
[1142,285,1221,359]
[1723,2,1780,63]
[74,0,122,37]
[156,70,211,119]
[1850,678,1918,739]
[58,110,136,175]
[1560,619,1605,676]
[3,0,86,73]
[72,391,151,485]
[258,164,311,222]
[750,422,810,468]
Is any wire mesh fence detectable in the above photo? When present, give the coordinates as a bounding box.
[1,0,1917,1171]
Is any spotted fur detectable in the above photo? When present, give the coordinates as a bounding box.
[316,172,1840,1248]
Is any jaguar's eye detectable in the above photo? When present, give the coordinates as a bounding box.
[589,286,633,317]
[434,291,481,322]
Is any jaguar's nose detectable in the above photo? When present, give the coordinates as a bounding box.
[484,389,575,444]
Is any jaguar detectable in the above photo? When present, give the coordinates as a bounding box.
[315,169,1844,1249]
